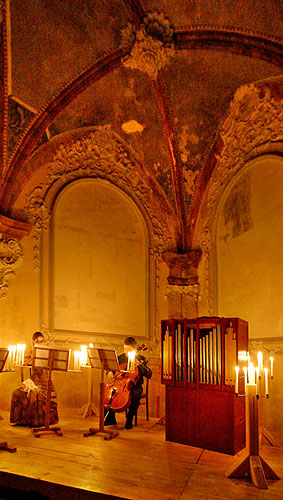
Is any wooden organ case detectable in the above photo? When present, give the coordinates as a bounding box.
[161,317,248,455]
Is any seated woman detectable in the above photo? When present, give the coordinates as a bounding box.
[10,331,58,427]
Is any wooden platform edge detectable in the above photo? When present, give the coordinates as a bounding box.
[0,471,128,500]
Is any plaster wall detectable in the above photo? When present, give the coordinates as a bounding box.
[216,155,283,432]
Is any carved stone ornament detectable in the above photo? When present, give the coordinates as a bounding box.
[121,11,175,79]
[163,249,202,286]
[25,125,174,269]
[165,283,200,298]
[199,82,283,313]
[249,340,283,355]
[0,233,23,298]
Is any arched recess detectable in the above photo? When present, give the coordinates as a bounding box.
[191,77,283,316]
[215,155,283,338]
[50,178,149,338]
[23,126,176,345]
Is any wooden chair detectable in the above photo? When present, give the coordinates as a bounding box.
[126,378,149,426]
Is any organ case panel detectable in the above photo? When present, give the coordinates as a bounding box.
[161,317,248,455]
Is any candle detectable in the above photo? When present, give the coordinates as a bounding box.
[248,362,255,385]
[22,345,26,365]
[127,350,136,372]
[264,368,269,397]
[80,345,88,366]
[270,356,274,379]
[257,351,263,371]
[255,367,259,397]
[74,351,81,371]
[235,366,239,394]
[7,346,12,370]
[12,345,17,368]
[243,366,247,394]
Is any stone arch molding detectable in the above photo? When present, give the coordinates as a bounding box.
[193,79,283,314]
[24,125,175,270]
[0,234,23,298]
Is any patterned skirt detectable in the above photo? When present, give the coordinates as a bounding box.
[10,379,58,427]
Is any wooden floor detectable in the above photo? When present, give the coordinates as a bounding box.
[0,408,283,500]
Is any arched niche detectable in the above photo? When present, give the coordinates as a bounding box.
[47,178,149,338]
[216,155,283,338]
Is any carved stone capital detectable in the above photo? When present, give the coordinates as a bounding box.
[163,248,202,285]
[0,234,23,298]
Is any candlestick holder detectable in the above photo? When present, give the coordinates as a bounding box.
[226,384,279,489]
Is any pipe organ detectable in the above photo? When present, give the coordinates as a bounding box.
[161,317,248,455]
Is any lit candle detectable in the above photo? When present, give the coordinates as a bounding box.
[264,368,269,397]
[270,356,274,379]
[74,351,81,371]
[7,346,12,370]
[127,350,136,372]
[235,366,239,394]
[12,345,17,368]
[80,345,88,366]
[248,362,255,385]
[255,367,259,397]
[257,351,263,371]
[22,345,26,365]
[243,366,247,394]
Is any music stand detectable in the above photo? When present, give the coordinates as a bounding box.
[31,346,69,438]
[83,348,119,440]
[0,348,17,452]
[79,365,98,418]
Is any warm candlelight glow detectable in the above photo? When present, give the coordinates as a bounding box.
[256,367,259,396]
[238,351,249,361]
[127,350,136,372]
[235,366,239,394]
[80,345,88,366]
[243,366,247,394]
[270,356,274,378]
[73,350,81,371]
[248,362,255,385]
[264,367,269,396]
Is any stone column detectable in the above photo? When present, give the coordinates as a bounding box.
[163,249,202,319]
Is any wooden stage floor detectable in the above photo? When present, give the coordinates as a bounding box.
[0,408,283,500]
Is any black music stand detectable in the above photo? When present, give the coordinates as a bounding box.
[31,346,69,438]
[83,348,119,440]
[0,348,17,452]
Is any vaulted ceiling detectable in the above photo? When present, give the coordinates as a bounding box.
[0,0,282,250]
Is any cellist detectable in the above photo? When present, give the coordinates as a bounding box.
[104,336,152,429]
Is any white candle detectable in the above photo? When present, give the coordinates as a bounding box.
[235,366,239,394]
[22,345,26,365]
[248,362,255,385]
[255,367,259,396]
[74,351,81,371]
[12,345,17,368]
[270,356,274,378]
[257,351,263,370]
[127,350,136,372]
[80,345,88,366]
[264,368,269,396]
[7,346,12,370]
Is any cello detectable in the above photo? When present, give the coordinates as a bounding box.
[104,344,147,413]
